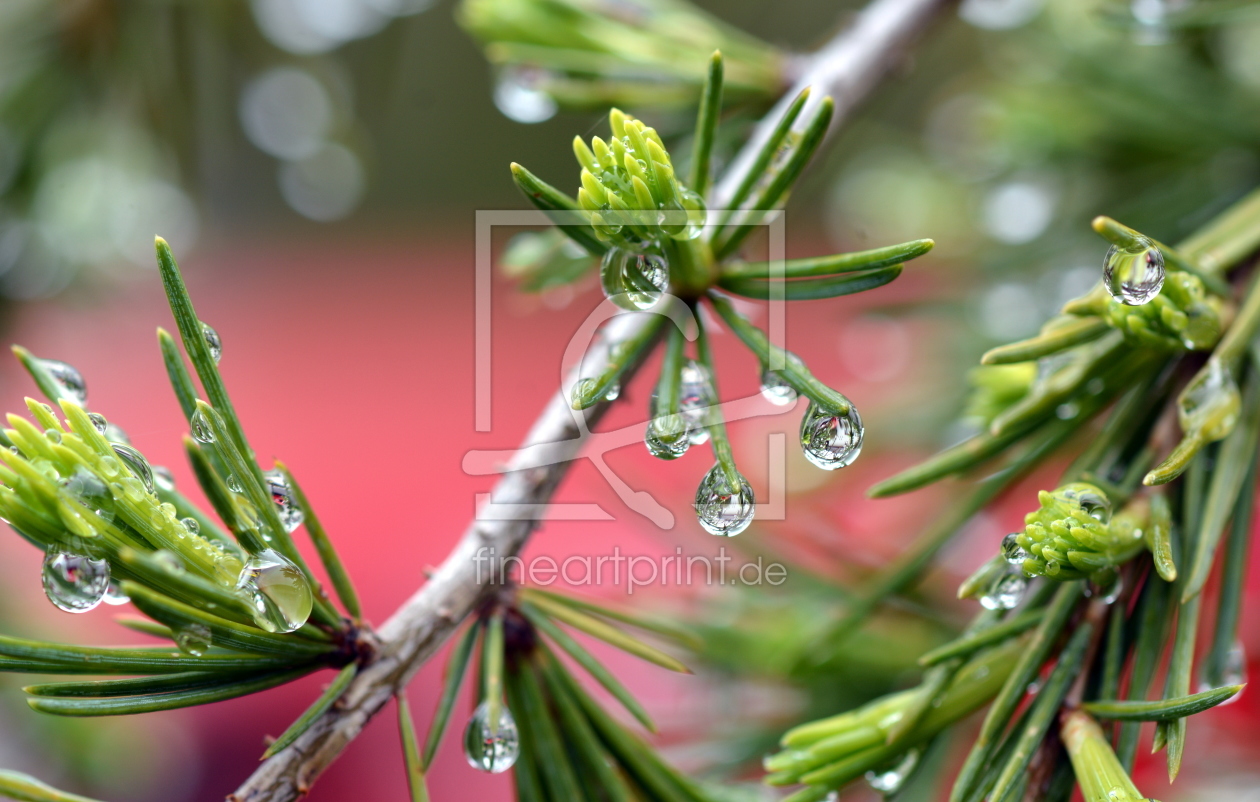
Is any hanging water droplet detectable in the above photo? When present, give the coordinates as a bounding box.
[88,412,109,434]
[112,444,155,494]
[694,463,755,537]
[1103,238,1165,306]
[678,360,714,440]
[181,517,201,536]
[1001,532,1029,565]
[190,409,215,443]
[493,67,558,124]
[759,370,798,406]
[865,749,920,796]
[602,382,621,402]
[102,579,130,606]
[153,465,175,491]
[42,547,110,613]
[1222,641,1248,688]
[38,359,87,405]
[175,623,213,657]
[600,247,669,311]
[235,549,313,633]
[43,428,61,444]
[463,701,520,773]
[980,570,1027,610]
[799,402,864,470]
[154,550,185,573]
[1087,572,1123,604]
[263,469,304,533]
[678,188,707,241]
[226,474,243,493]
[199,321,223,363]
[645,413,689,460]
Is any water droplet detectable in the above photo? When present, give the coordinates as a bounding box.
[1061,485,1112,522]
[1056,402,1079,420]
[602,382,621,402]
[62,467,114,522]
[645,413,689,460]
[1001,532,1029,565]
[799,402,864,470]
[263,469,304,533]
[43,428,62,444]
[102,579,130,606]
[1087,572,1123,604]
[678,188,707,241]
[678,360,714,435]
[235,549,313,633]
[153,466,175,491]
[200,322,222,363]
[759,370,798,406]
[463,701,520,773]
[42,547,110,613]
[1222,641,1248,688]
[493,67,558,124]
[154,550,184,573]
[980,569,1027,610]
[190,409,215,443]
[600,247,669,311]
[1103,239,1165,305]
[112,444,155,494]
[175,623,212,657]
[694,463,755,537]
[88,412,108,434]
[865,749,920,795]
[38,359,87,405]
[181,517,201,536]
[226,474,243,493]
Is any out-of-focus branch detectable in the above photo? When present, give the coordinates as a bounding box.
[231,0,951,796]
[713,0,950,208]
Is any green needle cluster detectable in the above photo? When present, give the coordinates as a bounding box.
[1015,483,1147,581]
[409,586,709,802]
[0,239,364,748]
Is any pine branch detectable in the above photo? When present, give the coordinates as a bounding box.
[229,0,950,797]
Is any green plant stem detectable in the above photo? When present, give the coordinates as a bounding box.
[693,318,740,489]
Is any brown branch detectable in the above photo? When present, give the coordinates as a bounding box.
[231,0,950,796]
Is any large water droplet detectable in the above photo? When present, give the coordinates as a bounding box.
[694,463,755,537]
[493,67,558,124]
[42,547,110,613]
[1222,641,1248,688]
[38,359,87,405]
[112,444,155,494]
[980,569,1027,610]
[799,402,864,470]
[88,412,108,434]
[1103,239,1165,306]
[200,322,222,363]
[645,413,690,460]
[235,549,313,633]
[865,749,920,795]
[759,370,798,406]
[190,409,215,443]
[463,701,520,773]
[175,623,212,657]
[602,382,621,402]
[600,247,669,311]
[263,469,304,533]
[226,474,243,493]
[678,360,714,442]
[1001,532,1029,565]
[181,517,201,536]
